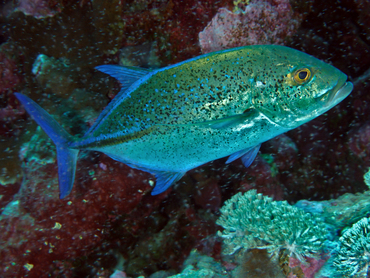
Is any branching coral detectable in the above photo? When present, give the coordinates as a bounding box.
[216,190,328,263]
[333,217,370,277]
[364,168,370,188]
[168,250,229,278]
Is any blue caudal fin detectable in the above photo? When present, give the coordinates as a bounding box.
[15,93,79,199]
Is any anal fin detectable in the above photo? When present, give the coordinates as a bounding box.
[107,154,184,195]
[151,171,184,195]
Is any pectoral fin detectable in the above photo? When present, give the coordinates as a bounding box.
[196,109,258,130]
[226,144,261,168]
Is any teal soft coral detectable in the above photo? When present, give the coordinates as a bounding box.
[216,190,329,263]
[333,217,370,277]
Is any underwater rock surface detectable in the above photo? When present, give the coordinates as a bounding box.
[199,0,302,53]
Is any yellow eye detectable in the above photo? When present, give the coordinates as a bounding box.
[293,68,311,84]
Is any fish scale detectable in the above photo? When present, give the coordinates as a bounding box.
[99,49,254,132]
[15,45,353,198]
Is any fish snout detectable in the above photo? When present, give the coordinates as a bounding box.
[326,79,353,107]
[329,81,353,104]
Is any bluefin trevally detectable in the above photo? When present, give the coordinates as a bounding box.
[15,45,353,198]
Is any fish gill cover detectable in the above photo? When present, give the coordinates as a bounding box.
[0,0,370,277]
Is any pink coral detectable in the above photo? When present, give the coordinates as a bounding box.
[288,256,328,278]
[348,122,370,163]
[16,0,61,19]
[199,0,302,53]
[0,50,21,92]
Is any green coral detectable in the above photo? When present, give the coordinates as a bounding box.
[168,250,229,278]
[233,0,250,12]
[168,266,217,278]
[320,191,370,230]
[20,126,56,165]
[216,190,328,262]
[364,168,370,188]
[333,217,370,277]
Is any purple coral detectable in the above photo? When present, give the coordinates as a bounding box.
[198,0,302,53]
[16,0,61,19]
[348,122,370,163]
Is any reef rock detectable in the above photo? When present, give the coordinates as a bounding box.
[199,0,302,53]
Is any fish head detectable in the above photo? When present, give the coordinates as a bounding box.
[250,46,353,129]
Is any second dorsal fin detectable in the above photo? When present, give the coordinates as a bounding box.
[85,65,152,136]
[96,65,151,92]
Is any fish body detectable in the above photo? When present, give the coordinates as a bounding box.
[16,45,353,198]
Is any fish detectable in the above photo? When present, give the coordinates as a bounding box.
[15,45,353,198]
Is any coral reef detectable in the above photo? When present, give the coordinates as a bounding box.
[348,122,370,164]
[296,191,370,232]
[120,0,229,65]
[15,0,62,19]
[0,42,25,187]
[109,270,127,278]
[237,155,284,201]
[0,0,124,202]
[216,190,328,262]
[333,217,370,277]
[167,250,229,278]
[231,249,286,277]
[0,0,370,276]
[232,0,250,12]
[0,128,220,277]
[364,168,370,188]
[0,147,155,276]
[7,0,123,79]
[286,256,328,278]
[199,0,302,53]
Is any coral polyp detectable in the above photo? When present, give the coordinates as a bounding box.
[333,217,370,277]
[216,190,328,262]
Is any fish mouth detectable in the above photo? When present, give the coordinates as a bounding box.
[325,81,353,107]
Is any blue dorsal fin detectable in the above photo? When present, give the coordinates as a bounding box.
[226,144,261,167]
[85,65,152,136]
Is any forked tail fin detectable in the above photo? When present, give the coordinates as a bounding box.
[15,93,79,199]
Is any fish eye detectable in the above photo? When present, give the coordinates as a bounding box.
[293,68,311,84]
